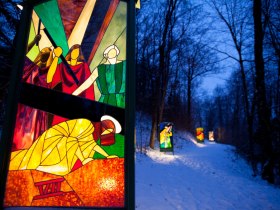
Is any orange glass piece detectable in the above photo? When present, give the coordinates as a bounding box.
[4,158,124,207]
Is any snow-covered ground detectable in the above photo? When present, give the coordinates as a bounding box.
[135,129,280,210]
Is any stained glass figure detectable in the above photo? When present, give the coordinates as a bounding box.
[25,0,127,108]
[159,122,174,153]
[209,131,215,141]
[73,44,126,108]
[196,127,204,143]
[5,106,125,207]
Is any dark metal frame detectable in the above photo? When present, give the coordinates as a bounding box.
[0,0,135,209]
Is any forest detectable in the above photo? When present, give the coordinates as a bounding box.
[135,0,279,184]
[0,0,279,185]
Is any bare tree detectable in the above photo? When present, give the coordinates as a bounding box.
[208,0,258,172]
[146,0,179,149]
[137,0,221,149]
[0,0,22,125]
[0,0,21,47]
[182,37,219,131]
[262,0,280,118]
[253,0,273,182]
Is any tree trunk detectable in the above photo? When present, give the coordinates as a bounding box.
[277,59,280,117]
[149,110,158,149]
[186,75,192,131]
[253,0,272,165]
[238,52,255,174]
[149,0,178,149]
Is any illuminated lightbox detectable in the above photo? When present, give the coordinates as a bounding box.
[6,105,125,206]
[196,127,204,143]
[159,122,174,152]
[0,0,134,208]
[209,131,214,141]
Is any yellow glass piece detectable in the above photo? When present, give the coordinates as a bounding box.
[67,0,97,48]
[70,48,80,60]
[136,0,141,9]
[9,119,98,176]
[101,128,113,135]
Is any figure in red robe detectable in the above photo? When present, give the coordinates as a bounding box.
[13,46,53,151]
[47,44,95,125]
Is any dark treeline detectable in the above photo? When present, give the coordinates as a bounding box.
[0,0,279,185]
[0,0,21,126]
[136,0,280,184]
[136,0,219,148]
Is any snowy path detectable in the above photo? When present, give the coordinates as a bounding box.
[136,135,280,210]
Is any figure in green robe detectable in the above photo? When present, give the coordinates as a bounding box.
[73,45,126,108]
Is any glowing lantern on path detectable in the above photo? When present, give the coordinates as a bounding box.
[196,127,204,143]
[159,122,174,153]
[209,131,214,141]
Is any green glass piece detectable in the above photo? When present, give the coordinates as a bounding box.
[34,0,69,58]
[93,134,124,159]
[26,21,39,61]
[96,61,126,108]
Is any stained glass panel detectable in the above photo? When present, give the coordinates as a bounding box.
[159,122,174,152]
[1,0,131,208]
[4,104,125,207]
[196,127,205,143]
[25,0,127,108]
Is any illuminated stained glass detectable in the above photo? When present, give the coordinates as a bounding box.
[196,127,204,143]
[159,122,174,152]
[209,131,214,141]
[5,104,124,207]
[3,0,129,207]
[25,0,127,108]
